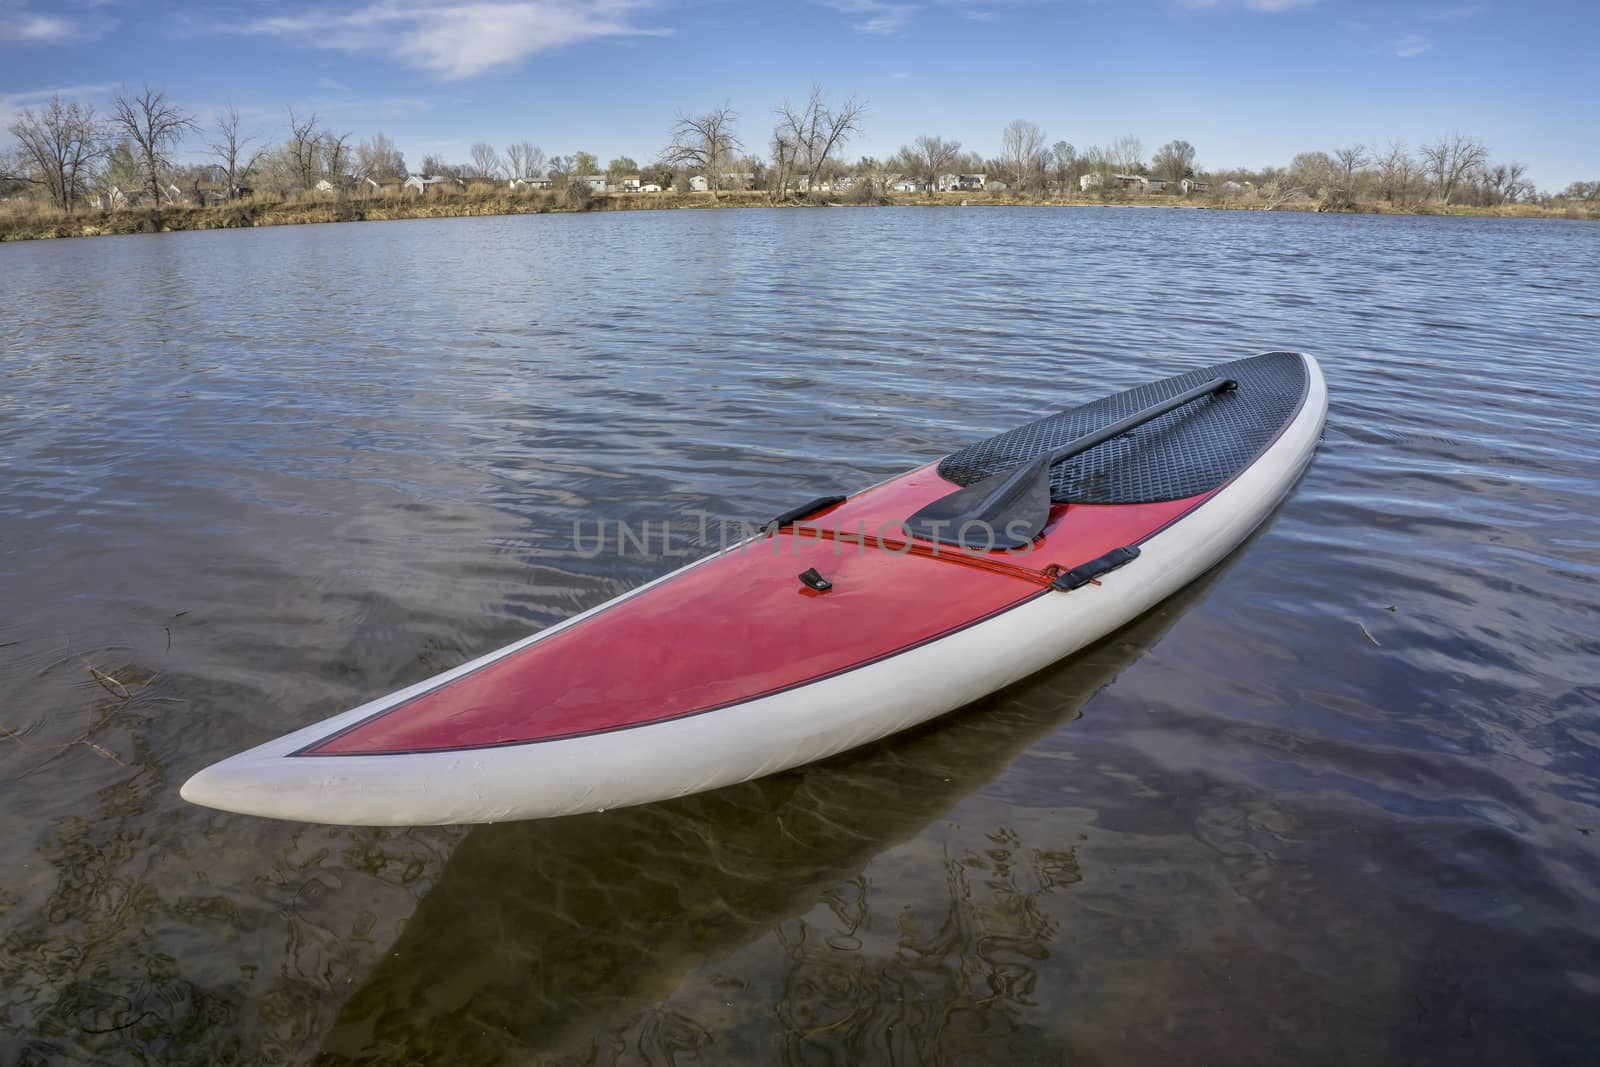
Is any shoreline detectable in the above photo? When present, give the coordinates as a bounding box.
[1,189,1592,243]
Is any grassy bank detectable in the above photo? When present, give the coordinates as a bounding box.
[1,186,1592,242]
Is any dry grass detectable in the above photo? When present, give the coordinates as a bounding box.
[0,185,1591,242]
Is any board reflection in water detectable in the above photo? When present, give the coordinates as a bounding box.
[316,536,1244,1064]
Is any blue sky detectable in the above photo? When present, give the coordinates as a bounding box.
[2,0,1595,188]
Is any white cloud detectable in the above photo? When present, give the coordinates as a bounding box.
[1425,3,1487,20]
[1394,33,1432,57]
[243,1,666,80]
[818,0,1049,34]
[0,12,86,43]
[820,0,918,35]
[1180,0,1319,11]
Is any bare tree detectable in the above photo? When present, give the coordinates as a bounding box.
[1506,162,1532,202]
[5,96,105,212]
[1288,151,1337,199]
[1109,135,1143,175]
[356,132,407,180]
[1152,139,1197,184]
[545,154,573,181]
[1420,133,1489,203]
[1480,161,1531,205]
[902,135,961,195]
[1256,175,1300,211]
[1051,141,1076,192]
[661,104,742,196]
[1000,119,1046,192]
[769,134,795,200]
[1331,144,1369,192]
[319,131,353,189]
[0,147,28,197]
[505,142,545,181]
[1080,144,1109,188]
[287,108,321,189]
[775,86,866,194]
[208,104,261,199]
[111,84,198,208]
[470,141,503,179]
[854,155,902,199]
[524,143,546,181]
[1376,141,1421,207]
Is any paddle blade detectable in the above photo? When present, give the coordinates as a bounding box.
[906,457,1054,550]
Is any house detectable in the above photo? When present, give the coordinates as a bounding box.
[937,173,987,191]
[1080,173,1102,191]
[509,177,553,191]
[1106,174,1168,193]
[890,179,924,193]
[584,175,607,192]
[403,175,462,194]
[689,175,709,192]
[780,175,835,194]
[639,183,662,193]
[1219,179,1251,196]
[936,173,961,192]
[314,179,337,193]
[193,180,226,205]
[93,186,130,211]
[1179,178,1211,195]
[192,174,231,206]
[618,174,642,192]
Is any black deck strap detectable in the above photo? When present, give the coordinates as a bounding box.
[1052,545,1141,591]
[765,495,847,533]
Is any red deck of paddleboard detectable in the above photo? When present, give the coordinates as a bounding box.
[303,466,1206,755]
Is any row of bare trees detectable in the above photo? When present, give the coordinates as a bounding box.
[658,86,868,198]
[4,85,1591,214]
[0,90,379,211]
[868,121,1550,210]
[1270,135,1536,208]
[2,87,195,212]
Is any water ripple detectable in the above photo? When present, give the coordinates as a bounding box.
[2,207,1598,1064]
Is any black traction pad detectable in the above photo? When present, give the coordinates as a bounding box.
[936,351,1309,505]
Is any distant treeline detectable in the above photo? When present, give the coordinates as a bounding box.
[3,83,1597,218]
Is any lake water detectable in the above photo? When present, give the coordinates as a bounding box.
[2,206,1597,1065]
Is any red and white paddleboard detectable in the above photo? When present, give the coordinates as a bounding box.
[183,351,1326,825]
